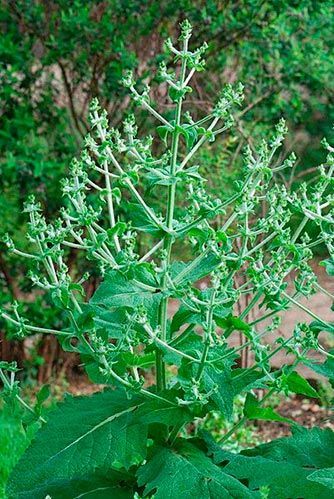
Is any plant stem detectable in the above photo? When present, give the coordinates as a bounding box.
[196,289,216,382]
[156,37,188,392]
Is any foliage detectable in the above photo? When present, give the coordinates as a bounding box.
[1,0,334,257]
[1,20,334,498]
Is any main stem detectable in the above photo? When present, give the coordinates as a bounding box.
[156,39,188,392]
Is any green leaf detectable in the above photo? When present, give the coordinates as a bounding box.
[320,258,334,276]
[216,315,251,337]
[285,371,319,398]
[137,440,256,499]
[244,393,293,423]
[310,320,334,335]
[7,468,135,499]
[126,202,163,236]
[203,365,234,420]
[171,306,204,334]
[306,350,334,386]
[8,389,190,498]
[216,427,334,499]
[232,369,268,395]
[90,269,161,313]
[172,251,221,286]
[157,125,172,145]
[308,467,334,490]
[182,123,198,149]
[89,306,128,338]
[163,330,203,366]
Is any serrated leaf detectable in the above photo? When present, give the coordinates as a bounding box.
[232,369,268,395]
[7,389,190,498]
[216,315,251,337]
[285,371,319,398]
[89,307,127,338]
[203,365,234,420]
[162,330,203,366]
[170,306,204,334]
[214,427,334,499]
[137,440,256,499]
[244,393,293,423]
[172,251,221,286]
[90,269,161,314]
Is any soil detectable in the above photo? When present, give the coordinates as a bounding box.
[253,396,334,442]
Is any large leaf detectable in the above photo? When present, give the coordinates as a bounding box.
[7,389,190,499]
[171,303,231,334]
[89,307,127,338]
[7,469,135,499]
[215,427,334,499]
[137,440,256,499]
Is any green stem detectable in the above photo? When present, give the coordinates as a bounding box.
[195,289,216,382]
[156,37,188,392]
[0,369,46,423]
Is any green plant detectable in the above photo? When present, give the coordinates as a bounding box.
[2,20,334,498]
[2,0,334,375]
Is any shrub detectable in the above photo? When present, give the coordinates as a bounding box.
[1,20,334,498]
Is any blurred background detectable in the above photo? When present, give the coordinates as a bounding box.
[0,0,334,388]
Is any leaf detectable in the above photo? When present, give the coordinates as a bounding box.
[183,123,198,149]
[285,371,319,398]
[244,426,334,468]
[157,124,172,145]
[306,351,334,386]
[163,330,203,366]
[7,389,190,498]
[216,315,251,337]
[310,320,334,335]
[137,440,256,499]
[126,202,163,236]
[320,258,334,276]
[308,467,334,490]
[89,307,128,338]
[215,427,334,499]
[203,365,234,420]
[7,468,135,499]
[172,251,221,286]
[232,369,268,395]
[171,306,204,334]
[90,269,161,315]
[244,393,293,423]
